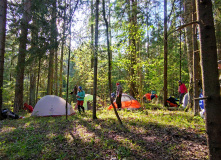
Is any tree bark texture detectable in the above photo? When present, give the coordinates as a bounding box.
[102,0,123,125]
[29,72,36,106]
[54,43,58,95]
[214,2,221,61]
[192,0,200,115]
[0,0,7,118]
[14,0,31,113]
[91,0,94,69]
[163,0,168,106]
[196,0,221,159]
[29,18,38,106]
[36,57,41,103]
[93,0,99,120]
[183,0,193,110]
[59,0,67,97]
[47,0,57,95]
[128,0,138,98]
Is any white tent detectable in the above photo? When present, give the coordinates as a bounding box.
[31,95,75,117]
[182,93,189,109]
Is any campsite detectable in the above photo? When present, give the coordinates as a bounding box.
[0,0,221,159]
[0,104,207,159]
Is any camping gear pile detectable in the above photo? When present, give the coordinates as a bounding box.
[1,109,22,119]
[167,96,179,108]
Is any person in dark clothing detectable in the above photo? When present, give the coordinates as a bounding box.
[116,82,123,109]
[70,85,78,95]
[111,92,116,102]
[70,85,78,103]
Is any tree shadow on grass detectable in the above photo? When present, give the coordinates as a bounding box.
[0,112,208,160]
[71,114,208,160]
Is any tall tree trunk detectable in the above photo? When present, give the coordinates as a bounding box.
[192,0,200,115]
[66,13,72,120]
[184,0,193,110]
[14,0,31,113]
[129,0,138,98]
[0,0,7,119]
[102,0,122,125]
[54,42,58,95]
[29,72,36,106]
[47,0,57,95]
[196,0,221,159]
[214,2,221,61]
[59,0,67,97]
[36,57,41,103]
[91,0,94,69]
[93,0,99,120]
[54,22,58,95]
[163,0,168,106]
[29,18,38,106]
[179,1,182,81]
[108,0,112,67]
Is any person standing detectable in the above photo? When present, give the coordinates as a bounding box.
[178,80,187,105]
[70,85,78,103]
[76,86,85,114]
[116,82,123,109]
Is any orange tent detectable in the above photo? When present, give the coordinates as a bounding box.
[108,93,141,110]
[143,93,158,101]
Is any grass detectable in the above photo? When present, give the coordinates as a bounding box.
[0,104,208,160]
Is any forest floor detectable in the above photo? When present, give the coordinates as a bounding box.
[0,104,208,160]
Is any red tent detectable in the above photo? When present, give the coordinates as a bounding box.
[108,93,141,110]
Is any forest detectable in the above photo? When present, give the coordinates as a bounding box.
[0,0,221,159]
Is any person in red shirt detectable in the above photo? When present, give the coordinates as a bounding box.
[24,103,33,113]
[178,80,188,105]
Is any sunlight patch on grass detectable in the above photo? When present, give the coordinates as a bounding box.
[0,126,16,134]
[23,122,31,128]
[76,125,96,143]
[46,133,56,139]
[65,132,74,143]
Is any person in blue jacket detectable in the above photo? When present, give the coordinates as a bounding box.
[76,86,85,114]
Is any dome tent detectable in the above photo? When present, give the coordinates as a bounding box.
[31,95,75,117]
[108,93,141,110]
[83,94,93,110]
[75,94,100,110]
